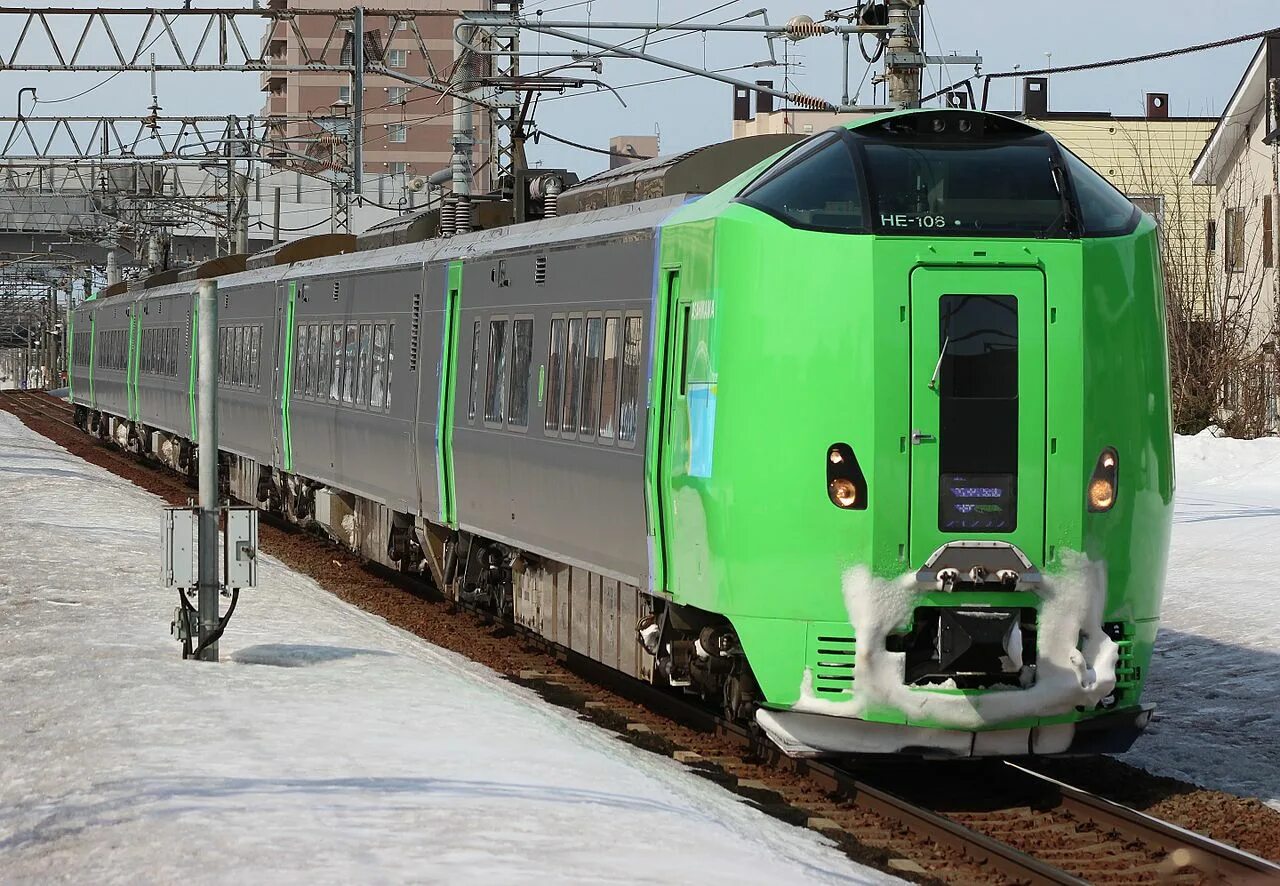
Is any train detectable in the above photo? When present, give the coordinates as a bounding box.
[68,108,1174,758]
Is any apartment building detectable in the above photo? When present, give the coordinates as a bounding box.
[260,0,489,189]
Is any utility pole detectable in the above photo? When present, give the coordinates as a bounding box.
[195,278,220,662]
[351,5,365,198]
[884,0,924,107]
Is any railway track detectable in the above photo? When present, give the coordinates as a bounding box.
[3,388,1278,885]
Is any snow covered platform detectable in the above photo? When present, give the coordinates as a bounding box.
[1121,432,1280,810]
[0,412,888,884]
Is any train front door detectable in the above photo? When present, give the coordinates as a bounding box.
[908,267,1047,566]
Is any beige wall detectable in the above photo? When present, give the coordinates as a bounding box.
[1036,117,1218,312]
[1203,100,1279,350]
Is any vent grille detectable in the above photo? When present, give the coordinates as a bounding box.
[408,291,421,371]
[332,280,340,300]
[812,634,855,696]
[534,254,547,285]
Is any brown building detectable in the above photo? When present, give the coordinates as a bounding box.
[260,0,490,188]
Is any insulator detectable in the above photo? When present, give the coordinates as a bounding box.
[455,195,472,234]
[439,199,456,236]
[784,16,829,39]
[789,92,834,111]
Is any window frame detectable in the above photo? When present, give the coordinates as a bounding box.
[578,313,605,440]
[482,315,510,428]
[617,313,645,448]
[544,315,566,436]
[560,314,585,435]
[1225,207,1247,274]
[357,322,374,407]
[467,319,482,423]
[507,315,535,431]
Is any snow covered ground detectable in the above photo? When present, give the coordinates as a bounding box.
[0,410,890,885]
[1120,431,1280,810]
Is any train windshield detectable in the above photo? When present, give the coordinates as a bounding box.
[861,140,1069,237]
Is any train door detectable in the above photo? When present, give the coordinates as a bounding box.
[273,279,298,470]
[650,267,686,595]
[908,267,1047,566]
[126,305,141,422]
[435,261,463,526]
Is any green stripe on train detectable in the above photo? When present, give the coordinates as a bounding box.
[280,280,298,471]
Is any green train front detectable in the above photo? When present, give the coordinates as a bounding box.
[646,109,1173,756]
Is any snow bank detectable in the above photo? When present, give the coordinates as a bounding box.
[0,411,891,885]
[791,557,1118,733]
[1121,434,1280,809]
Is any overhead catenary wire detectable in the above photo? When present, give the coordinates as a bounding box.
[534,128,653,159]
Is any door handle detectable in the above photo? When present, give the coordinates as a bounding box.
[911,430,936,445]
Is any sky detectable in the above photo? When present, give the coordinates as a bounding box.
[1,1,1274,178]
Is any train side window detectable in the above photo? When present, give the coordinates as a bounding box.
[241,326,251,387]
[385,323,394,410]
[507,317,533,429]
[312,324,325,397]
[358,323,373,406]
[343,323,359,404]
[330,325,344,401]
[371,324,388,409]
[561,316,583,433]
[618,316,643,445]
[294,324,308,393]
[598,317,620,440]
[250,326,261,388]
[579,316,603,437]
[467,320,482,422]
[483,318,509,425]
[545,317,565,433]
[314,324,328,398]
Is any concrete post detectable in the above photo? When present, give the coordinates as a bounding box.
[196,278,220,662]
[885,0,923,108]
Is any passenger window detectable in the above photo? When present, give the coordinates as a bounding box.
[484,318,509,424]
[579,317,603,436]
[330,325,344,401]
[358,323,373,405]
[240,327,251,387]
[385,323,394,410]
[315,324,329,399]
[343,323,359,403]
[249,326,261,388]
[295,324,308,393]
[561,316,583,433]
[312,324,325,397]
[467,320,482,421]
[598,317,620,439]
[371,324,388,409]
[218,328,226,383]
[508,318,533,429]
[545,318,565,432]
[618,316,643,444]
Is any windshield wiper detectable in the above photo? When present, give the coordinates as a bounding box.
[929,334,949,391]
[1048,158,1081,237]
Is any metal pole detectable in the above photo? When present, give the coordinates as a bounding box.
[196,278,220,662]
[452,22,476,234]
[273,186,282,245]
[234,169,249,255]
[352,6,364,195]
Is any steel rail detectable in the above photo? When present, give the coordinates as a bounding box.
[1008,762,1280,882]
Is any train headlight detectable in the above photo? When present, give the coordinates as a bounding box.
[826,443,868,510]
[829,478,859,508]
[1087,447,1119,512]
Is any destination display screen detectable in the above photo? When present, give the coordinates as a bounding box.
[939,473,1016,532]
